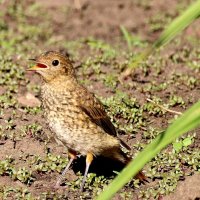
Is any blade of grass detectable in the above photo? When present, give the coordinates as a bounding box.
[153,0,200,48]
[120,0,200,79]
[96,101,200,200]
[120,26,132,50]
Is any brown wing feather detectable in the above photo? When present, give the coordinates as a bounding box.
[77,86,131,150]
[79,105,117,136]
[79,103,131,151]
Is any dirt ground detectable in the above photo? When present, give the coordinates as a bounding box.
[0,0,200,199]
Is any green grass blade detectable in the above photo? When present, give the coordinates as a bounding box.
[153,0,200,48]
[120,26,132,50]
[125,0,200,72]
[96,101,200,200]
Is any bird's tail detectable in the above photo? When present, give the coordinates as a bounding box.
[103,145,148,182]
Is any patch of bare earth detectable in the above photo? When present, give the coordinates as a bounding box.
[0,0,200,199]
[163,173,200,200]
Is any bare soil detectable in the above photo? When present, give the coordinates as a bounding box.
[0,0,200,199]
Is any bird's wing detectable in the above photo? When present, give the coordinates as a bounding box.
[79,104,117,136]
[79,99,131,150]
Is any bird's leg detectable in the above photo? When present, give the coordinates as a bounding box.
[80,152,93,192]
[135,171,148,183]
[55,151,77,188]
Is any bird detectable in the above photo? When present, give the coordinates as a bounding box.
[28,51,146,191]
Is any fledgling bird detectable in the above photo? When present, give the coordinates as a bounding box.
[28,51,145,191]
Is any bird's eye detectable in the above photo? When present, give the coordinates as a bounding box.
[52,60,59,66]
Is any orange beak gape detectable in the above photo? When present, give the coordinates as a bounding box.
[27,63,47,71]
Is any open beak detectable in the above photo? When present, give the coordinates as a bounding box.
[27,60,48,71]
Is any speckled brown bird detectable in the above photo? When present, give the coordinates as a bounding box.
[28,51,145,191]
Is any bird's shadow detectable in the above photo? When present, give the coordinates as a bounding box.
[72,156,125,178]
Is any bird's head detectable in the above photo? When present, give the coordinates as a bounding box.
[28,51,75,82]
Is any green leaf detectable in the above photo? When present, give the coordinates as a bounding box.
[182,137,192,147]
[96,101,200,200]
[173,142,183,152]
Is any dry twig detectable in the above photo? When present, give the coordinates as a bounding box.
[147,98,182,115]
